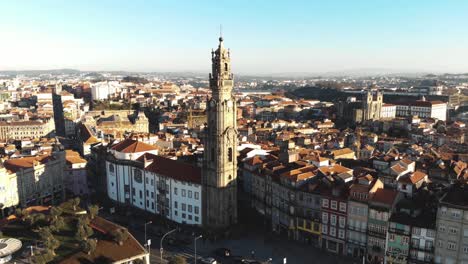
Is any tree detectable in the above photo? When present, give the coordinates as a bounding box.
[75,226,88,241]
[51,216,65,232]
[37,227,53,241]
[111,228,129,245]
[168,256,187,264]
[50,206,63,220]
[88,205,99,219]
[44,236,60,255]
[81,238,97,255]
[72,197,81,211]
[33,250,54,264]
[15,208,30,221]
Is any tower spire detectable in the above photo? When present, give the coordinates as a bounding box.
[219,24,223,42]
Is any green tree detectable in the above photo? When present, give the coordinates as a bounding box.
[51,216,65,232]
[37,227,53,241]
[88,205,99,219]
[111,228,129,245]
[72,197,81,211]
[168,256,187,264]
[75,225,88,241]
[44,236,60,255]
[81,238,97,255]
[15,208,30,222]
[33,249,54,264]
[50,206,63,220]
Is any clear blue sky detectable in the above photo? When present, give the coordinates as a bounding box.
[1,0,467,74]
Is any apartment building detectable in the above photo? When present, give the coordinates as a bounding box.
[434,184,468,264]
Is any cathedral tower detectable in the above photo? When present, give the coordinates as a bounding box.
[202,36,238,228]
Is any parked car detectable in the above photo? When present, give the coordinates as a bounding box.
[200,257,217,264]
[214,247,231,257]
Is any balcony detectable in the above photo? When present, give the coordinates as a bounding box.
[367,229,387,239]
[388,227,410,236]
[411,244,434,252]
[348,225,367,233]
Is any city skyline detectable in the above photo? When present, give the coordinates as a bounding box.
[1,0,468,74]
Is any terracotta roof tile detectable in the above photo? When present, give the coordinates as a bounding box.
[111,138,158,153]
[143,153,201,184]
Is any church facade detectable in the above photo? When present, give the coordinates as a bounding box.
[202,36,238,228]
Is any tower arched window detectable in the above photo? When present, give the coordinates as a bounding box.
[228,147,233,162]
[224,63,228,72]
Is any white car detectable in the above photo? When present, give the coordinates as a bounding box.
[200,257,217,264]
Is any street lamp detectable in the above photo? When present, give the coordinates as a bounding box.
[160,228,177,262]
[194,235,203,264]
[144,220,152,245]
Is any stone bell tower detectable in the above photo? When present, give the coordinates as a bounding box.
[202,36,238,228]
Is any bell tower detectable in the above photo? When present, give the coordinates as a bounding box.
[202,36,238,228]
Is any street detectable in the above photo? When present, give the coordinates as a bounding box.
[99,209,354,264]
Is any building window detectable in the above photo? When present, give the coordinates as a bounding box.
[322,199,329,208]
[228,147,233,162]
[194,206,199,214]
[194,192,199,200]
[109,164,114,173]
[329,227,336,237]
[188,205,192,213]
[449,227,458,235]
[174,187,178,195]
[174,201,178,208]
[182,213,186,219]
[322,225,328,235]
[188,190,192,198]
[339,202,346,212]
[322,212,328,224]
[452,210,461,219]
[439,225,446,233]
[182,203,186,211]
[447,241,457,251]
[338,229,345,239]
[182,189,186,197]
[389,233,395,242]
[464,246,468,254]
[174,210,177,216]
[331,201,337,210]
[195,216,199,222]
[339,216,345,228]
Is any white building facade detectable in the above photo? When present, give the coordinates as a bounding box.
[106,140,202,225]
[395,101,447,121]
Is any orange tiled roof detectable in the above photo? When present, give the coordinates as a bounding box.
[4,155,54,173]
[111,138,158,153]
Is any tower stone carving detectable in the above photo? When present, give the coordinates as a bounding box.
[202,36,237,228]
[363,91,383,121]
